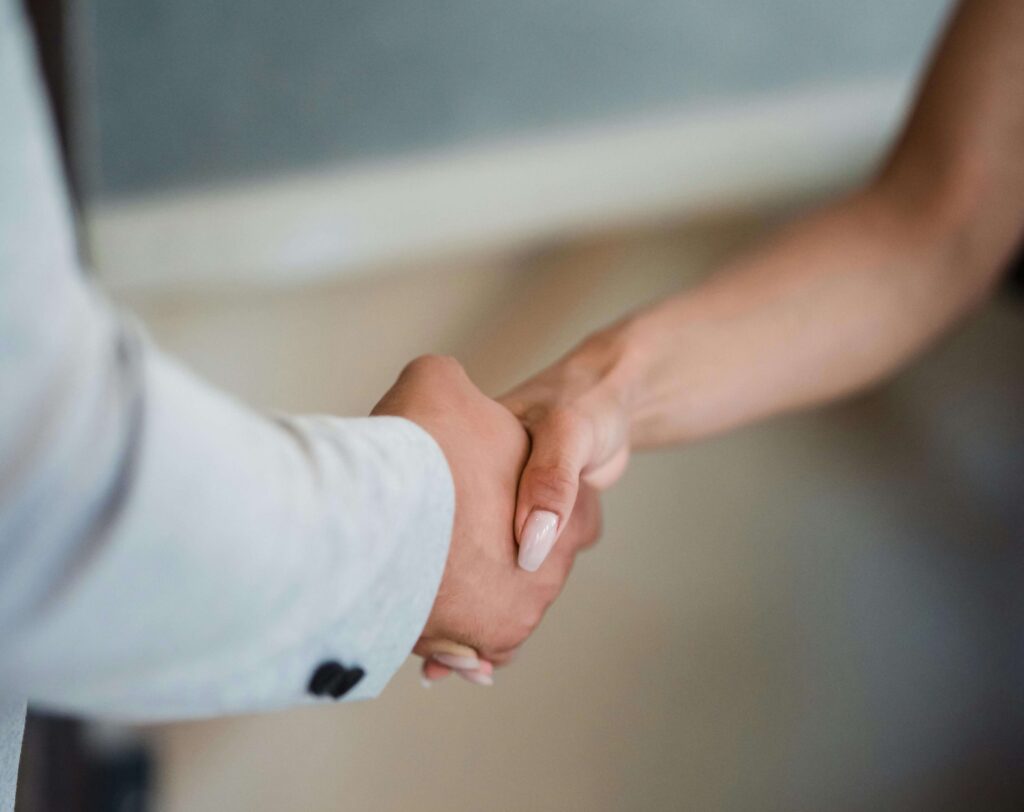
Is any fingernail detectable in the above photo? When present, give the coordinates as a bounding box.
[518,510,559,572]
[458,670,494,687]
[433,653,480,670]
[425,640,478,660]
[419,674,433,689]
[476,660,495,676]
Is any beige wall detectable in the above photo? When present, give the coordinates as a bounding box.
[117,213,1024,812]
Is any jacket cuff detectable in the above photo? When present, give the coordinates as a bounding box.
[299,416,455,701]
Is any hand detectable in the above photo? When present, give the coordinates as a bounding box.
[499,332,633,573]
[371,355,601,684]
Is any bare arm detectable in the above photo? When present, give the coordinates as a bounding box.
[502,0,1024,571]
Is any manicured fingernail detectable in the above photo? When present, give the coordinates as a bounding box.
[425,640,478,659]
[518,510,559,572]
[458,670,494,687]
[433,653,480,670]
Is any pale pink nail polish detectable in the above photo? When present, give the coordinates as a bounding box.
[458,670,494,687]
[518,510,559,572]
[433,653,480,670]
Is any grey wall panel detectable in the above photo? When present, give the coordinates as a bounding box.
[79,0,952,199]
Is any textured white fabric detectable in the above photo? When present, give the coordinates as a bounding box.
[0,2,454,807]
[0,702,25,812]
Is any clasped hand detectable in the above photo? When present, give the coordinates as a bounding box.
[372,353,620,686]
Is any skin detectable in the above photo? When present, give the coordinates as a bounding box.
[504,0,1024,563]
[426,0,1024,682]
[370,355,600,683]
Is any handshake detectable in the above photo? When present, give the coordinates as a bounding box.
[372,350,629,687]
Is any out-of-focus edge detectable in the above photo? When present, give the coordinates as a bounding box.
[86,77,914,295]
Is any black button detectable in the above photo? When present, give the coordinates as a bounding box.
[308,660,365,699]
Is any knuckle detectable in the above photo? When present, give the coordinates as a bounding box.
[487,649,515,668]
[402,354,462,378]
[400,354,431,377]
[498,606,544,650]
[523,600,547,632]
[493,622,528,653]
[545,405,587,437]
[527,462,579,506]
[539,576,564,605]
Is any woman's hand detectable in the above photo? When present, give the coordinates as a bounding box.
[499,329,638,572]
[420,0,1024,684]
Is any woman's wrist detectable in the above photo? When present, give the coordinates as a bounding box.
[582,291,745,450]
[566,318,638,396]
[611,304,704,449]
[559,312,667,448]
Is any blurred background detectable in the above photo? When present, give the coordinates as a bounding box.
[17,0,1024,809]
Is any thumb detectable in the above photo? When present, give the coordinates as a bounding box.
[515,411,594,572]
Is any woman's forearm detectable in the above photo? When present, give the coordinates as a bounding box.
[501,0,1023,575]
[605,187,986,447]
[570,0,1024,450]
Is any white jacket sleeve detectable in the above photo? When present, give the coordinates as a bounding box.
[0,0,453,721]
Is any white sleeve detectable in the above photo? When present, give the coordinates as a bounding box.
[0,0,453,720]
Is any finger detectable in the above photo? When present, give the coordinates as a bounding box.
[582,445,630,490]
[486,646,522,668]
[476,646,520,669]
[414,638,482,670]
[551,484,603,555]
[420,659,453,686]
[454,659,495,687]
[515,410,594,572]
[421,656,497,687]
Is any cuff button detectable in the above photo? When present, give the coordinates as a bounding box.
[308,660,365,699]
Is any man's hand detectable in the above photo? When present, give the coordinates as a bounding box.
[371,355,601,682]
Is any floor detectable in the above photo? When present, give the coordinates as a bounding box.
[115,212,1024,812]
